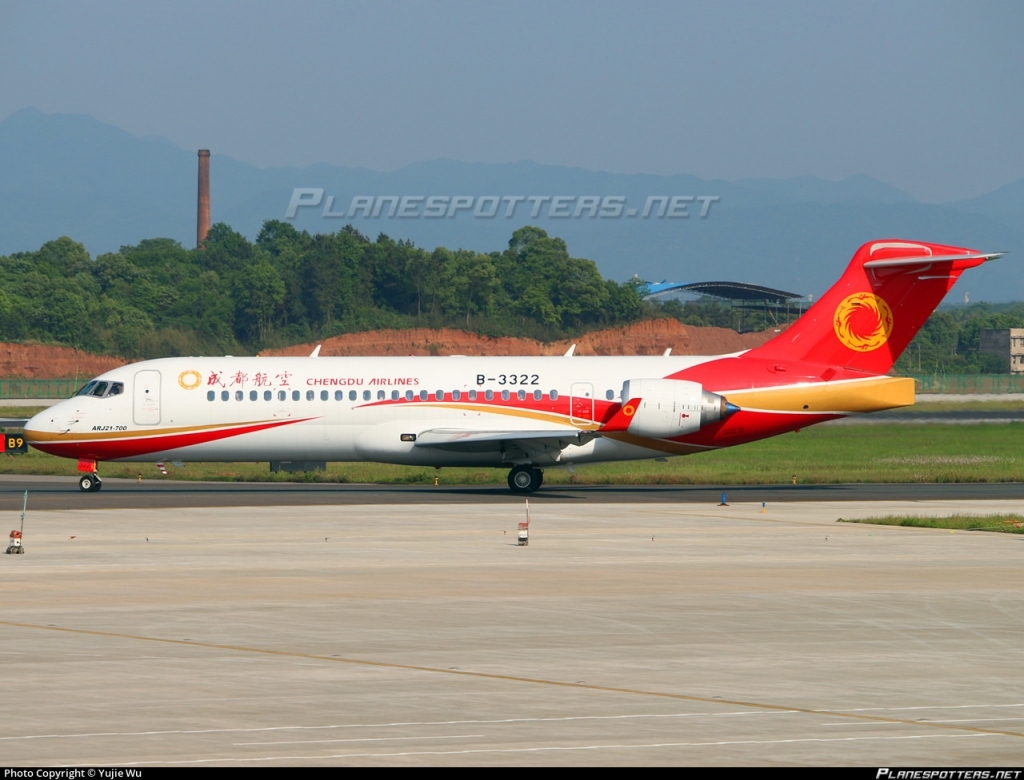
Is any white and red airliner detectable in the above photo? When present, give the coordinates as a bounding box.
[25,239,1001,493]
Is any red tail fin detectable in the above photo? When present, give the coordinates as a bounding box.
[747,239,999,375]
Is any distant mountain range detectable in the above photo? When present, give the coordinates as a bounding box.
[1,107,1020,300]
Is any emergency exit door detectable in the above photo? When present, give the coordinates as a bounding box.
[133,370,162,425]
[570,382,594,426]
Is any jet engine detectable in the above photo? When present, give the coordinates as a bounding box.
[620,378,737,439]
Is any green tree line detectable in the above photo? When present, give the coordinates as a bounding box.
[892,304,1024,375]
[0,223,643,358]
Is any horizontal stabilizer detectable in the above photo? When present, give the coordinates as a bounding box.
[863,252,1003,269]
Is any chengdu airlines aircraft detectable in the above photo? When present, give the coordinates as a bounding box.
[25,240,1001,494]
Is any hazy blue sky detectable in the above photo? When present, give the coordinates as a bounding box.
[1,0,1021,202]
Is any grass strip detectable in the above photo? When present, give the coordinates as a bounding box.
[837,514,1024,534]
[0,422,1021,486]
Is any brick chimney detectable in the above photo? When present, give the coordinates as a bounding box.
[197,149,211,248]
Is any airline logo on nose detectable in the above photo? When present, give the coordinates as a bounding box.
[178,370,202,390]
[834,293,893,352]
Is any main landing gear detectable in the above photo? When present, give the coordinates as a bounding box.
[507,465,543,494]
[79,474,102,492]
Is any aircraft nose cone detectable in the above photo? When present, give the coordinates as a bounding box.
[24,409,53,440]
[23,418,42,441]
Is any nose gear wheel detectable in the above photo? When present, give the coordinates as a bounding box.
[79,474,102,492]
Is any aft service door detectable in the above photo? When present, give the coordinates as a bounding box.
[133,370,161,425]
[569,382,594,427]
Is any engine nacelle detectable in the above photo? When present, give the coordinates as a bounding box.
[620,378,736,439]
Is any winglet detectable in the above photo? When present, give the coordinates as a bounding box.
[309,345,321,358]
[600,398,641,432]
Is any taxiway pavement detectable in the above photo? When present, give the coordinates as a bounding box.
[1,474,1023,510]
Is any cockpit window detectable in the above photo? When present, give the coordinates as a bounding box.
[75,380,124,399]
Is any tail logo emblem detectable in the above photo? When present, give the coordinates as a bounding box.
[833,293,893,352]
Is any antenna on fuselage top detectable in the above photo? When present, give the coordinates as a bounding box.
[309,345,321,358]
[563,344,575,357]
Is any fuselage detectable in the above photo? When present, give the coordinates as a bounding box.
[24,353,914,468]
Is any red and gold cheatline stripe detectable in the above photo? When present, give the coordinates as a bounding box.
[28,417,316,460]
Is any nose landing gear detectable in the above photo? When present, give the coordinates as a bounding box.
[78,474,102,492]
[507,465,543,494]
[77,459,102,492]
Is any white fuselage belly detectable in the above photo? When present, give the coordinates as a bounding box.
[35,355,723,466]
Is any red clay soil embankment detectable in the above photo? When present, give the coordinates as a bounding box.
[0,343,127,379]
[260,318,783,358]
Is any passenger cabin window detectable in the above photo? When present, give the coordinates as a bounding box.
[292,390,300,401]
[264,390,272,401]
[320,390,328,401]
[278,390,286,401]
[419,389,428,401]
[453,390,461,401]
[250,390,257,401]
[207,390,215,401]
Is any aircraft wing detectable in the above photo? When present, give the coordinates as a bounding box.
[414,397,644,455]
[413,428,592,463]
[414,428,588,448]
